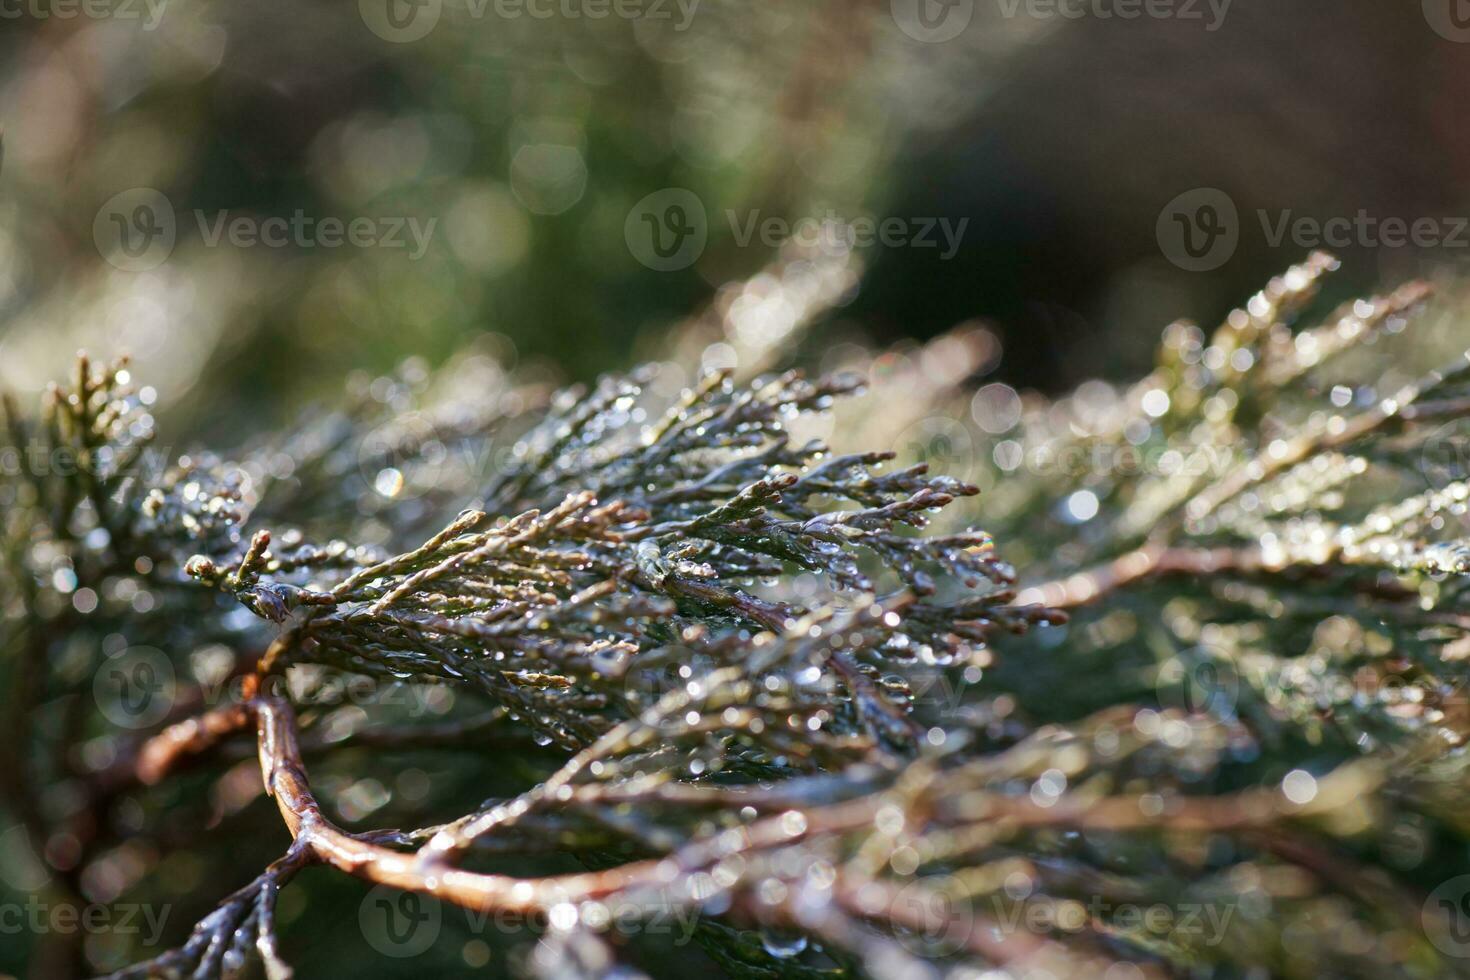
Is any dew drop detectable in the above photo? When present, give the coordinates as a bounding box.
[759,927,808,959]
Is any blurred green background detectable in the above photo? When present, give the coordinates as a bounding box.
[3,0,1470,432]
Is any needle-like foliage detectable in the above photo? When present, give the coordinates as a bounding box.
[6,254,1470,980]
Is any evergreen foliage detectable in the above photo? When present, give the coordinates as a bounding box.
[5,254,1470,979]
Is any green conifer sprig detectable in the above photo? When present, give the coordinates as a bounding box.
[6,255,1470,979]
